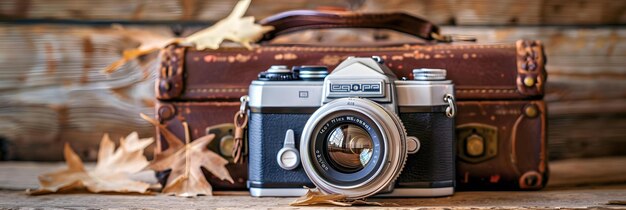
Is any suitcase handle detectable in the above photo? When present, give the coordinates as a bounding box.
[258,10,445,42]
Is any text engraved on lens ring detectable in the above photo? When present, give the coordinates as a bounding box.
[315,150,330,171]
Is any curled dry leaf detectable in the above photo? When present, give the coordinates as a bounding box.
[290,188,351,207]
[103,0,273,73]
[102,25,177,74]
[29,132,154,195]
[290,188,385,207]
[182,0,274,50]
[141,113,234,197]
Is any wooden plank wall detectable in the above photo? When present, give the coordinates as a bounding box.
[0,0,624,161]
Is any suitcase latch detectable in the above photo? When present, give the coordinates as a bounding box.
[456,123,498,163]
[206,123,248,164]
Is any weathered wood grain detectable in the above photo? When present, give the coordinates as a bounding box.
[0,24,624,161]
[1,188,624,209]
[0,0,347,22]
[0,158,625,209]
[0,24,165,161]
[1,0,624,25]
[362,0,626,25]
[548,111,626,160]
[547,157,626,187]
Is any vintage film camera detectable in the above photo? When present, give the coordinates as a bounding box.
[245,56,457,199]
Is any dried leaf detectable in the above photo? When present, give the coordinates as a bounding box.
[141,114,233,197]
[181,0,274,50]
[349,199,386,206]
[156,134,233,197]
[140,113,184,158]
[102,49,157,74]
[290,188,385,207]
[103,0,273,74]
[29,132,154,195]
[290,188,348,206]
[102,26,176,74]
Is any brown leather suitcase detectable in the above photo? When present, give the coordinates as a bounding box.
[154,11,548,191]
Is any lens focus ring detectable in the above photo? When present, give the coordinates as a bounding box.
[299,98,408,199]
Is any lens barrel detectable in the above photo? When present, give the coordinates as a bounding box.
[300,98,408,199]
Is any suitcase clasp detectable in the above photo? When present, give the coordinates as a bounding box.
[456,123,498,163]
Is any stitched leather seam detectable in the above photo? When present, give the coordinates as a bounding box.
[261,44,514,52]
[457,89,518,94]
[188,88,248,93]
[186,88,517,94]
[196,44,515,53]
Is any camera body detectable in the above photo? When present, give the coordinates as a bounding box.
[247,57,456,198]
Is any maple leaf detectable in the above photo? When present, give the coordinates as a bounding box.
[290,188,386,207]
[182,0,274,50]
[140,113,184,158]
[140,113,233,197]
[103,0,273,73]
[29,132,154,195]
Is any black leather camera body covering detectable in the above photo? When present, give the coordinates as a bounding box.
[398,112,455,189]
[247,112,313,189]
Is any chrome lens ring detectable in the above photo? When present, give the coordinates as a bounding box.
[300,98,408,199]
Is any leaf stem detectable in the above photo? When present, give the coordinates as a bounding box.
[182,121,191,179]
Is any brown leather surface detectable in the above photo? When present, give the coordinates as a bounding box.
[456,100,548,190]
[258,10,440,42]
[156,41,546,101]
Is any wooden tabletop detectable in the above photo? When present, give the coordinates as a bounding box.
[1,157,625,209]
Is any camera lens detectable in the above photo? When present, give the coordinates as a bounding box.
[326,124,373,173]
[300,98,408,199]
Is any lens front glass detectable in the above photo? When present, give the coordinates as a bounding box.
[326,124,374,173]
[311,113,384,186]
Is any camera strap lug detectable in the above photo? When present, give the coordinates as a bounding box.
[233,95,250,164]
[444,94,457,118]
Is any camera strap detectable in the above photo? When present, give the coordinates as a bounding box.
[232,96,250,164]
